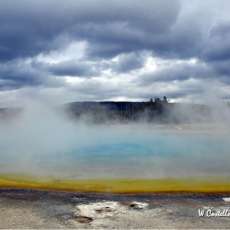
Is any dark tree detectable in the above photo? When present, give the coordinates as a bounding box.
[163,96,168,103]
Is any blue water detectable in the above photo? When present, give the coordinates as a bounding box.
[1,124,230,179]
[57,130,230,179]
[72,133,229,159]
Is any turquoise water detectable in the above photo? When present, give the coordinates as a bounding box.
[73,134,228,159]
[1,124,230,179]
[51,127,230,179]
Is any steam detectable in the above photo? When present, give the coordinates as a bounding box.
[0,98,230,180]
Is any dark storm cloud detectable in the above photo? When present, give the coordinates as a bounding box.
[0,60,65,90]
[0,0,181,61]
[76,14,201,59]
[112,52,147,73]
[202,21,230,62]
[0,0,228,62]
[0,2,62,61]
[0,61,43,89]
[43,61,98,77]
[0,0,230,101]
[202,21,230,81]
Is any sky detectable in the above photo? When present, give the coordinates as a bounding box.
[0,0,230,106]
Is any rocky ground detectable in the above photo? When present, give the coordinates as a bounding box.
[0,189,230,229]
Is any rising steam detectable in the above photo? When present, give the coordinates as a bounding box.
[0,98,230,180]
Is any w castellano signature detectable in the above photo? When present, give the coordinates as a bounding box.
[198,207,230,217]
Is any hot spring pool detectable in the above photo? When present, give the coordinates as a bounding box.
[1,123,230,180]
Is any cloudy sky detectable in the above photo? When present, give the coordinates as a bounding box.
[0,0,230,106]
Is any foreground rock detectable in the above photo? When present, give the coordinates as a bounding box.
[71,200,151,227]
[74,201,126,219]
[128,201,149,210]
[1,190,230,229]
